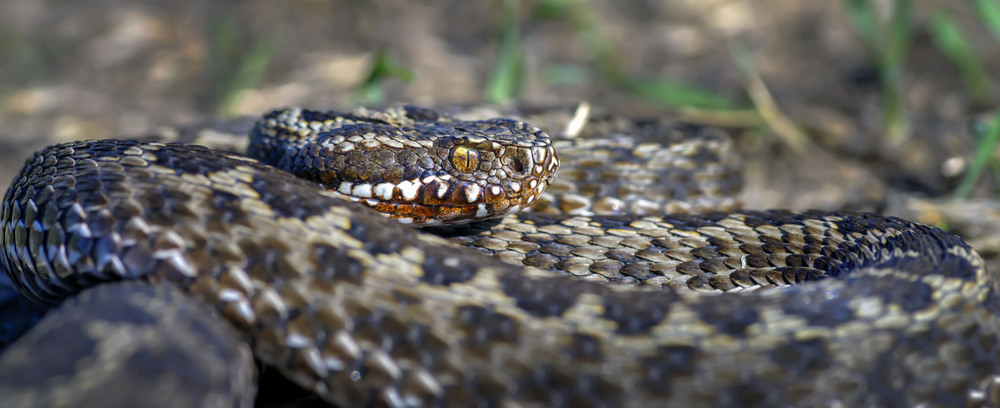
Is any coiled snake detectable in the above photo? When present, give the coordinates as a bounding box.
[0,105,998,407]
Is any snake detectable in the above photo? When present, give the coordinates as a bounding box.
[0,104,998,407]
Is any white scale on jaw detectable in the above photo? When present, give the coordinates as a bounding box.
[435,182,449,199]
[374,183,395,201]
[395,179,421,201]
[342,178,517,206]
[352,184,372,199]
[326,157,549,223]
[464,183,481,203]
[338,182,353,195]
[415,174,452,200]
[338,175,461,203]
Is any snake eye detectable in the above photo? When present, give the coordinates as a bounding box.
[450,145,479,172]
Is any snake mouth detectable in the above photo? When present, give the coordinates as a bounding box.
[329,143,558,225]
[332,176,546,225]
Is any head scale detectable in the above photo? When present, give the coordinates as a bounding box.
[250,105,558,225]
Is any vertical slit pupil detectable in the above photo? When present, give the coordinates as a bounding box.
[451,146,479,172]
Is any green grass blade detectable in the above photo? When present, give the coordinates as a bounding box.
[882,0,912,144]
[354,51,415,105]
[954,111,1000,200]
[619,77,741,110]
[929,10,993,103]
[485,0,524,104]
[207,18,277,115]
[218,35,276,116]
[842,0,880,54]
[840,0,914,143]
[969,0,1000,40]
[534,0,747,111]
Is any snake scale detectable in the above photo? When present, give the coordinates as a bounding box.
[0,105,999,407]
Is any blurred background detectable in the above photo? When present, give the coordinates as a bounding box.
[1,0,1000,255]
[3,1,1000,405]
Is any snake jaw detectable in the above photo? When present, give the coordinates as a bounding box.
[322,141,557,225]
[250,106,557,225]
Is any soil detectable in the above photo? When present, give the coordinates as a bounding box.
[1,0,999,406]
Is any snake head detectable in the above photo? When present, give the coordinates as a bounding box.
[249,106,559,225]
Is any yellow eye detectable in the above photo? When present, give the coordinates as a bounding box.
[450,146,479,172]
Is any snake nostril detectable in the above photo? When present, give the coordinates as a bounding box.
[511,157,525,174]
[509,149,534,177]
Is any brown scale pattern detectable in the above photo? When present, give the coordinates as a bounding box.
[442,212,839,291]
[514,108,742,216]
[0,108,998,407]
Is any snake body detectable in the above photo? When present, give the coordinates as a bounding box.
[0,106,999,407]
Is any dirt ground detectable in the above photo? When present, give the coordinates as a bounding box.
[1,1,994,206]
[1,0,999,406]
